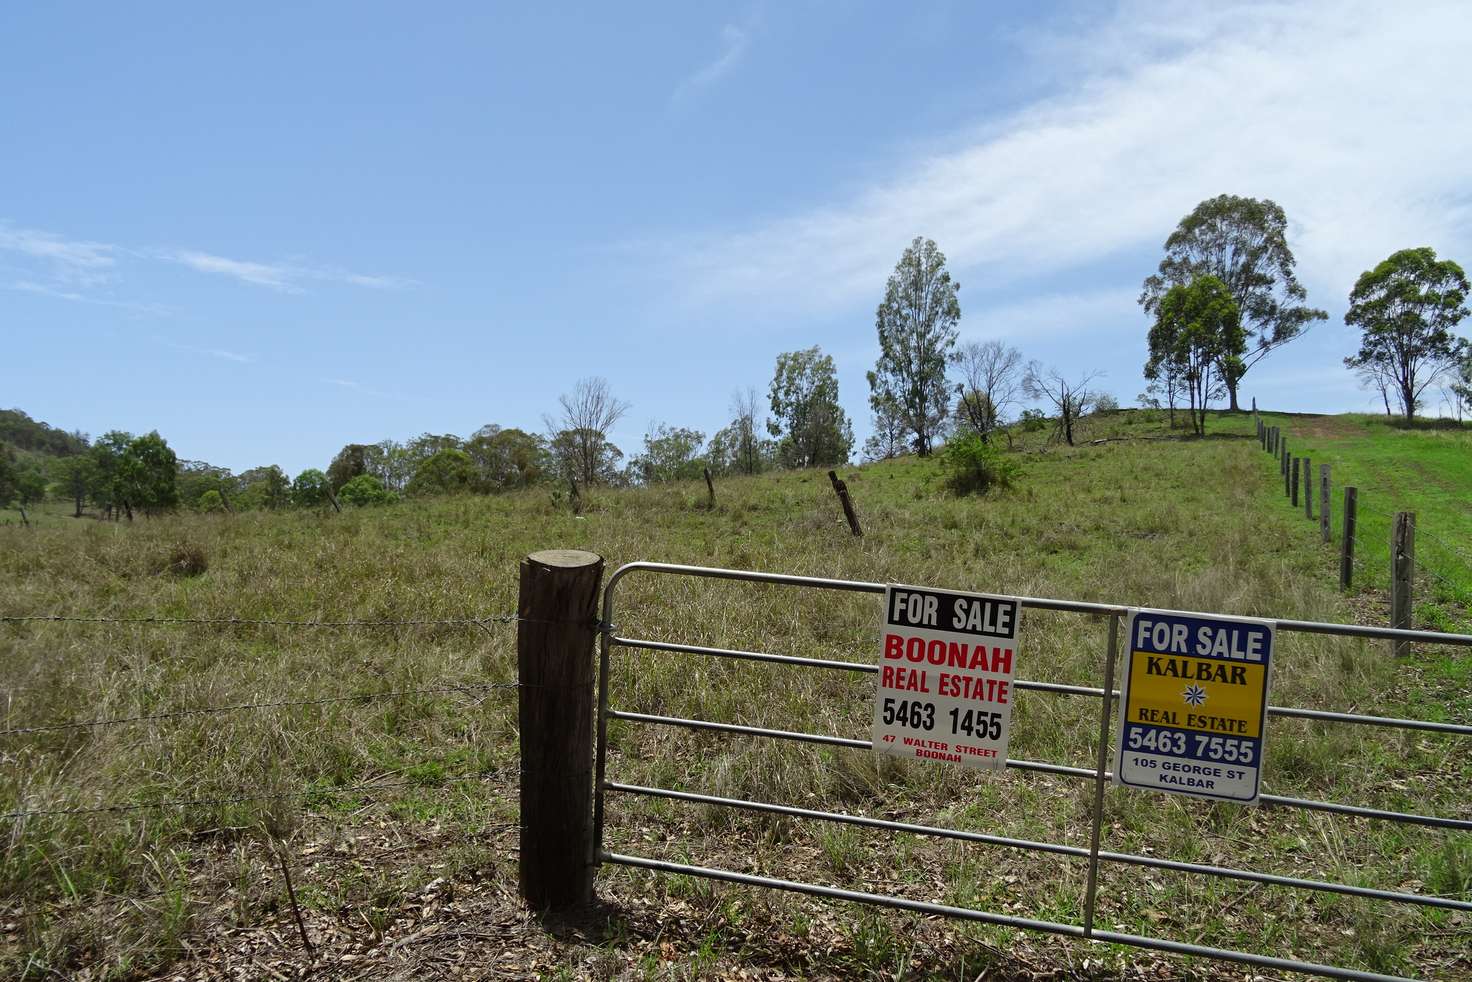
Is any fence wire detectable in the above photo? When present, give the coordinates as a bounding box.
[0,613,518,629]
[1260,428,1472,618]
[0,682,519,737]
[2,765,511,822]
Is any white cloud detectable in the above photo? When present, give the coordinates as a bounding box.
[0,220,413,301]
[164,250,302,292]
[672,23,751,103]
[652,0,1472,317]
[5,279,169,315]
[158,338,255,363]
[323,377,394,399]
[0,223,115,286]
[159,250,414,293]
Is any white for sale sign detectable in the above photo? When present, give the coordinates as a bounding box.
[872,584,1022,770]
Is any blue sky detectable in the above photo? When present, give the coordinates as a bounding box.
[4,1,1470,475]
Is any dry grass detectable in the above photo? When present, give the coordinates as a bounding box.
[1,410,1468,979]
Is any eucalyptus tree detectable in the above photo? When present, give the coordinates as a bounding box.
[1141,195,1325,410]
[768,346,853,468]
[871,236,961,455]
[1344,247,1469,421]
[1145,276,1245,436]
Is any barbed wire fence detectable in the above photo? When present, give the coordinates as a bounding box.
[1255,417,1472,632]
[0,609,547,944]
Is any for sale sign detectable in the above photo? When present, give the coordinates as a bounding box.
[1114,609,1275,804]
[872,584,1021,770]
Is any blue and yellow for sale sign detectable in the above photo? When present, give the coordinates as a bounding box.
[1113,609,1275,804]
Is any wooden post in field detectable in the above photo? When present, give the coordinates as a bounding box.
[1291,455,1299,507]
[1302,457,1311,518]
[1340,487,1357,590]
[1284,453,1292,498]
[517,549,603,911]
[703,467,716,507]
[1319,465,1331,543]
[1390,512,1415,657]
[828,470,863,537]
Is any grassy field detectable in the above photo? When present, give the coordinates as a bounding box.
[1233,412,1472,614]
[1,410,1469,980]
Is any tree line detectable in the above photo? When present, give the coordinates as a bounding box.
[5,193,1468,522]
[1140,195,1470,431]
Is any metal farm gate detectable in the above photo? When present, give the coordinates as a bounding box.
[589,562,1472,982]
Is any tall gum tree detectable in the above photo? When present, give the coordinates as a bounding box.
[1140,195,1325,411]
[871,236,960,456]
[1344,247,1470,422]
[1145,276,1245,436]
[768,346,853,468]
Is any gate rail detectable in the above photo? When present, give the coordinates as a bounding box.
[591,562,1472,982]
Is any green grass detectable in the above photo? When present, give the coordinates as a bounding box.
[1,409,1469,978]
[1238,412,1472,614]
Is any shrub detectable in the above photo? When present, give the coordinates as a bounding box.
[1019,408,1048,432]
[291,468,330,507]
[940,435,1019,496]
[1093,393,1120,415]
[338,474,396,507]
[155,542,208,577]
[197,489,226,512]
[406,449,478,497]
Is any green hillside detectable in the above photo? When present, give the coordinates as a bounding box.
[1,411,1468,979]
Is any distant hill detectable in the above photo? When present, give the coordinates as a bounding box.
[0,409,87,457]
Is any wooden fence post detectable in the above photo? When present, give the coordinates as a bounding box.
[1319,465,1331,543]
[1291,455,1300,507]
[517,549,604,911]
[703,467,716,507]
[1340,487,1357,590]
[1302,457,1311,518]
[827,470,863,537]
[1284,453,1292,498]
[1390,513,1415,657]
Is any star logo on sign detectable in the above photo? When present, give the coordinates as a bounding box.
[1183,684,1207,707]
